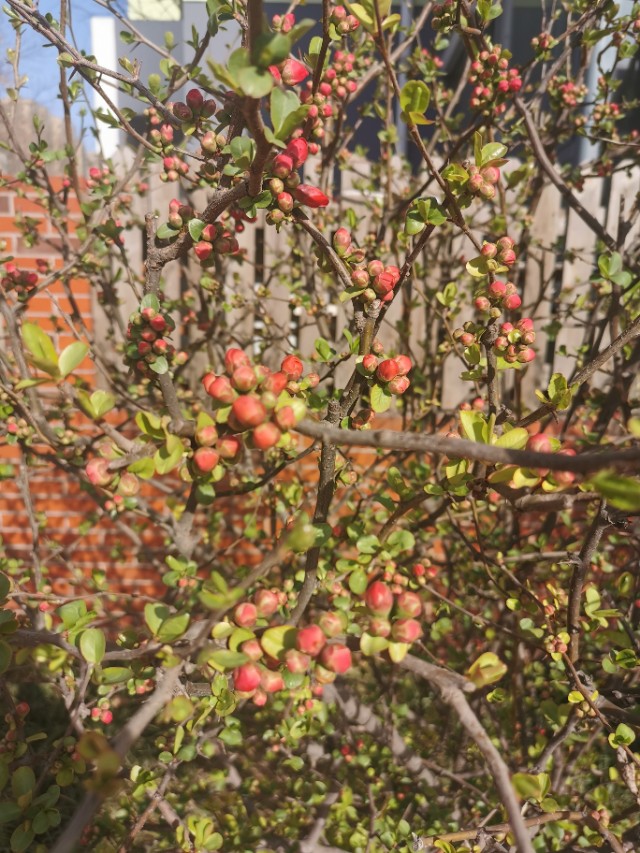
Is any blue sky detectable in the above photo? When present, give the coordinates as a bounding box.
[0,0,106,111]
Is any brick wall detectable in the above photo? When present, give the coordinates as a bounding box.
[0,178,407,604]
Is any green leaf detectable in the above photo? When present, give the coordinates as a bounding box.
[205,649,249,671]
[0,640,11,674]
[547,372,574,410]
[608,723,636,747]
[270,87,303,139]
[370,383,392,413]
[188,218,205,241]
[590,472,640,511]
[10,826,35,853]
[58,341,89,378]
[0,572,9,601]
[158,612,190,643]
[344,1,375,32]
[493,427,529,450]
[386,529,415,553]
[149,355,169,375]
[260,626,297,660]
[314,337,335,362]
[460,410,489,443]
[79,628,106,664]
[140,293,161,312]
[58,600,87,629]
[0,802,22,824]
[90,389,115,418]
[156,223,180,241]
[254,31,290,68]
[388,641,410,662]
[100,666,133,684]
[360,632,389,656]
[349,569,368,595]
[135,410,165,439]
[512,772,550,803]
[21,322,59,376]
[477,0,503,21]
[466,652,507,687]
[154,435,184,475]
[12,767,35,800]
[480,141,508,164]
[400,80,430,124]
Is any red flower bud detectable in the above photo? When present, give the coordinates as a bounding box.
[281,58,310,86]
[294,184,330,208]
[285,138,309,168]
[376,359,399,383]
[186,88,204,111]
[281,354,304,379]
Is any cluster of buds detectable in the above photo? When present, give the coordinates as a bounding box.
[300,50,368,139]
[329,6,360,35]
[530,32,557,58]
[4,416,31,441]
[474,279,522,313]
[469,45,522,114]
[414,46,445,76]
[479,236,517,267]
[494,433,577,492]
[493,319,536,364]
[200,129,228,157]
[161,154,189,183]
[267,138,330,224]
[548,76,588,110]
[330,227,402,304]
[232,610,352,705]
[167,198,194,230]
[90,703,113,725]
[271,12,295,32]
[1,262,38,298]
[172,88,216,124]
[144,105,163,127]
[467,163,502,200]
[201,349,314,461]
[125,304,178,377]
[232,588,285,629]
[86,165,115,191]
[431,0,456,32]
[363,580,424,645]
[361,352,412,396]
[149,122,174,149]
[591,101,621,136]
[193,221,240,264]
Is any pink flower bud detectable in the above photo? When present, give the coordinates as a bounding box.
[233,662,262,692]
[364,581,394,616]
[319,643,352,674]
[297,624,326,657]
[391,618,423,643]
[281,58,310,86]
[234,601,258,628]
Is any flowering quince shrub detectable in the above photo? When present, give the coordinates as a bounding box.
[2,1,640,852]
